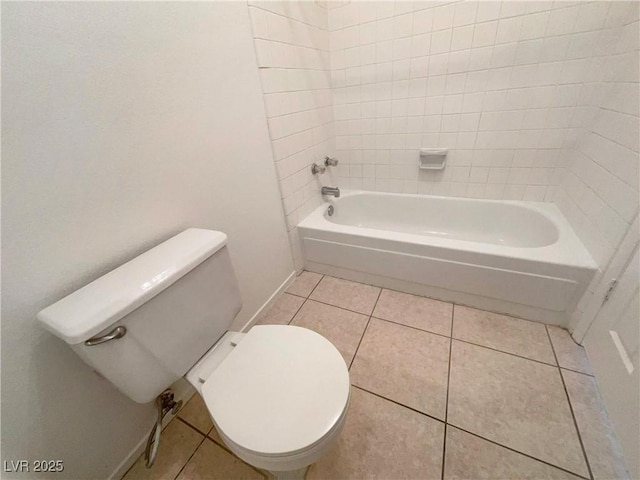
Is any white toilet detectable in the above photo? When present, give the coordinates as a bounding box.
[37,229,350,478]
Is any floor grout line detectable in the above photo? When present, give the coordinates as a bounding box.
[545,325,595,480]
[286,294,310,326]
[559,366,595,377]
[349,316,372,371]
[441,423,448,480]
[311,272,550,325]
[353,383,591,479]
[290,290,594,377]
[172,273,600,479]
[306,273,324,298]
[348,288,382,371]
[291,274,581,372]
[176,417,268,478]
[441,304,455,480]
[172,419,208,480]
[373,314,566,370]
[286,272,324,300]
[300,271,580,329]
[302,296,377,317]
[352,385,446,424]
[176,416,211,438]
[287,273,325,325]
[447,424,592,480]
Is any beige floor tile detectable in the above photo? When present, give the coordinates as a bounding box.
[372,289,452,336]
[207,425,225,449]
[178,394,213,435]
[447,340,589,477]
[286,271,322,298]
[548,326,593,375]
[256,293,304,326]
[309,276,381,315]
[123,419,203,480]
[444,426,582,479]
[350,318,450,420]
[453,305,556,364]
[291,300,368,365]
[307,387,444,480]
[176,438,264,480]
[562,369,630,480]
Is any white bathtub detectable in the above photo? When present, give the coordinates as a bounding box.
[298,191,597,326]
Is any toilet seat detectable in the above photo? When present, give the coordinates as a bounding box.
[198,325,350,458]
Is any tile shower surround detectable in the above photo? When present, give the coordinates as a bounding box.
[249,1,639,297]
[249,1,336,270]
[327,2,637,211]
[122,272,629,480]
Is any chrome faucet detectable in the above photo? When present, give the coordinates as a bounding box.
[311,163,326,175]
[324,156,339,167]
[321,186,340,198]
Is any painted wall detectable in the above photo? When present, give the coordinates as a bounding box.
[2,2,293,478]
[326,1,633,203]
[248,1,336,270]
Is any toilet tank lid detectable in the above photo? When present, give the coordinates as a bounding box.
[37,228,227,345]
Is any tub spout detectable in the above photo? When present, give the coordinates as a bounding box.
[321,186,340,198]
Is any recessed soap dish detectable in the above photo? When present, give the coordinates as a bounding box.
[419,148,447,170]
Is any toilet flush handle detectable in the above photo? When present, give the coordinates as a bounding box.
[84,326,127,346]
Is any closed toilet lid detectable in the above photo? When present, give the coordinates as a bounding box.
[200,325,350,456]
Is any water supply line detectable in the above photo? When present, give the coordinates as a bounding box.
[144,389,183,468]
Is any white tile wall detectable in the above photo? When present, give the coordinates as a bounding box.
[249,1,336,270]
[327,1,634,204]
[554,3,639,267]
[249,0,638,282]
[552,2,639,325]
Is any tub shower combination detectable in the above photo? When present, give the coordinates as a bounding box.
[298,191,597,325]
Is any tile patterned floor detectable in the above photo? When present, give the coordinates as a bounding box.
[122,272,630,480]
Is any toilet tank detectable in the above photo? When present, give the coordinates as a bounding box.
[37,229,242,403]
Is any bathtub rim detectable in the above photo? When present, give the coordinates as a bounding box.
[298,190,597,272]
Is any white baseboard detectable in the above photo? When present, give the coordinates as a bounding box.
[239,270,297,333]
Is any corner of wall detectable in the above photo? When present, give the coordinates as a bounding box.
[247,1,336,272]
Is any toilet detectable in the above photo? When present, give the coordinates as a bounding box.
[37,229,350,479]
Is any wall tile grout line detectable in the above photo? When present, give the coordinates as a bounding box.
[249,4,328,32]
[545,325,595,480]
[253,37,331,54]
